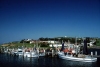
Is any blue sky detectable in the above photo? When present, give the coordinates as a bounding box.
[0,0,100,43]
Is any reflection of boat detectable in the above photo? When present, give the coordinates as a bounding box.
[58,39,97,62]
[60,58,96,67]
[58,51,97,62]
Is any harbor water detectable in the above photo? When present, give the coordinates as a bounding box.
[0,49,100,67]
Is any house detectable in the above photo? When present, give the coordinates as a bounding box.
[30,40,35,44]
[39,40,59,44]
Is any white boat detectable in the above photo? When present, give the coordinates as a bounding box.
[39,52,45,57]
[17,51,23,56]
[23,49,39,58]
[24,51,45,57]
[13,49,18,55]
[4,50,8,53]
[58,51,97,62]
[4,48,9,53]
[26,51,39,57]
[24,52,30,57]
[16,48,24,56]
[39,49,45,57]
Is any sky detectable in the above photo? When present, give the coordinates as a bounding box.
[0,0,100,43]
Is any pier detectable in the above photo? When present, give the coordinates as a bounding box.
[0,46,100,59]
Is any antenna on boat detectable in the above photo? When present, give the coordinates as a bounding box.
[83,38,88,55]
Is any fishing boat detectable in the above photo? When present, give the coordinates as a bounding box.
[16,48,24,56]
[58,51,97,62]
[24,51,30,57]
[39,52,45,57]
[14,51,18,55]
[23,47,39,58]
[58,38,97,62]
[27,51,39,57]
[24,50,45,57]
[39,49,45,57]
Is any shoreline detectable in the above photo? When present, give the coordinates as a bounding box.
[88,46,100,49]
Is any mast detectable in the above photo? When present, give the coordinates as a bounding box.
[75,37,77,45]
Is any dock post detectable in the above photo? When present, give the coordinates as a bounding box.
[58,48,60,52]
[91,52,93,57]
[95,51,97,56]
[44,49,45,56]
[52,50,54,57]
[37,49,39,59]
[48,52,49,55]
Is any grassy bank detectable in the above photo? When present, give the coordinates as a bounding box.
[96,39,100,46]
[0,42,50,49]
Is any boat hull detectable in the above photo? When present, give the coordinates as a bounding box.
[24,52,38,58]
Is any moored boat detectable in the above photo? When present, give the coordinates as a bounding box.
[58,51,97,62]
[16,48,24,56]
[58,38,97,62]
[25,51,38,57]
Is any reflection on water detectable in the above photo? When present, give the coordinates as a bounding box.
[0,54,99,67]
[59,59,97,67]
[88,49,100,55]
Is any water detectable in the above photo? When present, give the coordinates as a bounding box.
[0,54,99,67]
[0,49,100,67]
[88,49,100,55]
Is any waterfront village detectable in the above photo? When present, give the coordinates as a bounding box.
[0,36,100,62]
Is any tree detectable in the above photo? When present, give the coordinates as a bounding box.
[44,37,48,41]
[39,37,45,41]
[20,39,25,43]
[40,43,49,47]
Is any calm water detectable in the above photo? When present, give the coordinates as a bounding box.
[0,49,100,67]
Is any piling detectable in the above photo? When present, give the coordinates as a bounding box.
[95,51,97,56]
[44,49,45,56]
[52,50,54,57]
[91,52,93,57]
[37,49,39,59]
[48,52,49,55]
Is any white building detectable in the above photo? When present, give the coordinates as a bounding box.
[30,41,34,44]
[49,43,69,47]
[24,39,31,41]
[40,40,59,44]
[47,41,59,44]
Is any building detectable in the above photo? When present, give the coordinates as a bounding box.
[39,40,59,44]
